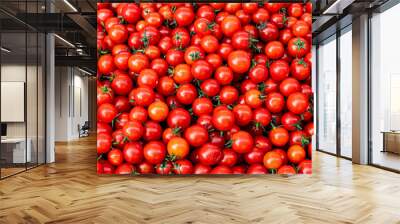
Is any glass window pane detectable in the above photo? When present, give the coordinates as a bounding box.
[317,36,337,154]
[371,4,400,171]
[339,27,352,158]
[1,31,27,177]
[27,31,38,168]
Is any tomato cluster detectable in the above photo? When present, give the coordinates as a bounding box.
[97,2,313,175]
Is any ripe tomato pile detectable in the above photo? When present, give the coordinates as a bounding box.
[97,2,313,175]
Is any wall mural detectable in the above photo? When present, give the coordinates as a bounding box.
[97,2,313,175]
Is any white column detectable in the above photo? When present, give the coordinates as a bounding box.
[352,14,369,164]
[46,32,55,163]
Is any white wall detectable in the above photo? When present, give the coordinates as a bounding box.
[55,67,89,141]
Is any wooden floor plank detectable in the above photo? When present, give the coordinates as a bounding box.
[0,136,400,224]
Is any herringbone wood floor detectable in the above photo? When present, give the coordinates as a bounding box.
[1,136,400,224]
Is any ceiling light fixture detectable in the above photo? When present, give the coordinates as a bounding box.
[1,47,11,53]
[63,0,78,12]
[77,67,94,76]
[54,33,75,48]
[323,0,355,15]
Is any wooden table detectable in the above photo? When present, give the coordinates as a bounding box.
[382,131,400,154]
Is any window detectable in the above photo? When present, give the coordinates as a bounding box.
[317,35,337,154]
[339,26,352,158]
[370,3,400,171]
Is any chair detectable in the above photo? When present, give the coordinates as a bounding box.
[78,121,90,138]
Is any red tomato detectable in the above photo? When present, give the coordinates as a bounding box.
[244,89,264,109]
[97,133,112,154]
[123,142,143,164]
[232,104,253,126]
[264,41,284,60]
[167,137,190,159]
[210,165,232,174]
[277,165,297,175]
[109,24,128,44]
[287,37,310,58]
[111,73,133,95]
[121,4,141,23]
[212,108,235,131]
[244,147,265,164]
[108,149,124,166]
[143,121,162,141]
[279,78,301,97]
[193,164,211,174]
[270,60,290,82]
[292,20,310,38]
[184,125,209,147]
[143,141,166,164]
[97,86,114,105]
[98,54,115,75]
[191,60,213,80]
[173,160,193,174]
[167,108,191,129]
[298,160,312,174]
[248,64,268,84]
[197,143,223,166]
[263,151,283,170]
[231,131,254,154]
[219,86,239,105]
[269,127,289,147]
[192,97,213,116]
[148,101,169,122]
[221,15,241,37]
[155,162,173,175]
[115,163,135,175]
[291,59,311,81]
[287,145,306,164]
[176,83,198,105]
[247,164,267,174]
[97,103,117,123]
[265,92,285,113]
[227,50,251,74]
[201,35,220,53]
[219,149,238,167]
[200,79,221,97]
[287,92,309,114]
[174,7,195,27]
[281,112,301,131]
[122,120,144,141]
[129,106,148,122]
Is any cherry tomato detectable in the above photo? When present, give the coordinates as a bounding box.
[184,125,209,147]
[221,15,241,37]
[173,160,193,174]
[263,151,283,170]
[123,142,143,164]
[198,143,223,166]
[287,92,309,114]
[167,137,190,159]
[97,103,117,123]
[287,145,306,164]
[231,131,254,154]
[148,101,169,122]
[167,108,191,129]
[143,141,166,164]
[269,127,289,147]
[97,133,112,154]
[228,50,251,74]
[212,108,235,131]
[108,149,124,166]
[174,6,195,27]
[277,165,297,175]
